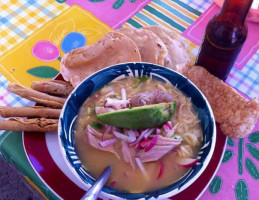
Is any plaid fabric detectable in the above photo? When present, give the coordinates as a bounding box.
[0,0,69,56]
[0,73,33,109]
[180,0,212,13]
[0,72,33,135]
[227,51,259,99]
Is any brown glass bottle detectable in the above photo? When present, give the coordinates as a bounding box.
[195,0,253,81]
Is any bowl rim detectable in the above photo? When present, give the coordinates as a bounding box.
[58,62,216,200]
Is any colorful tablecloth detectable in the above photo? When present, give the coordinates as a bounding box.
[0,0,258,200]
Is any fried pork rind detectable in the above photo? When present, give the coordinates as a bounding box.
[143,26,190,68]
[175,63,259,138]
[118,27,168,65]
[60,31,141,87]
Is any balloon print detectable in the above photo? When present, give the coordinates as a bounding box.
[32,41,60,62]
[61,32,86,53]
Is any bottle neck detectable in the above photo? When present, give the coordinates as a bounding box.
[219,0,253,23]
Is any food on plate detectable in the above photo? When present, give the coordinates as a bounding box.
[0,80,70,132]
[143,26,190,68]
[97,102,177,129]
[7,83,66,108]
[31,80,73,97]
[0,118,58,132]
[175,63,259,138]
[75,77,202,192]
[60,31,141,87]
[0,106,61,118]
[118,27,168,65]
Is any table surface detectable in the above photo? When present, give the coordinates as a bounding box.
[0,0,258,200]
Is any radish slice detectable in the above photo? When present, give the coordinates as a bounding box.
[176,157,198,168]
[130,129,149,146]
[99,138,117,147]
[135,142,142,151]
[135,157,149,180]
[157,160,164,179]
[140,139,151,148]
[163,121,172,132]
[144,135,158,152]
[111,180,116,186]
[165,123,179,138]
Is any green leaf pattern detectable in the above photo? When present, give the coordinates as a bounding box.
[209,176,222,194]
[87,0,136,9]
[248,131,259,143]
[238,138,244,175]
[227,137,235,147]
[211,130,259,199]
[113,0,125,9]
[245,158,259,180]
[246,144,259,161]
[88,0,106,2]
[235,179,248,200]
[222,149,234,163]
[27,66,59,79]
[55,0,67,3]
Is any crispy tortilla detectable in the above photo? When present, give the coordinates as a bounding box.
[60,31,141,87]
[118,27,168,65]
[143,26,190,69]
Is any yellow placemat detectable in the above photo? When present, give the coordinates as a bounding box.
[0,5,113,87]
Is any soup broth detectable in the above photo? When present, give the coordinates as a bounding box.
[75,77,203,193]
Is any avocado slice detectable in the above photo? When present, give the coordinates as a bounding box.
[97,102,176,129]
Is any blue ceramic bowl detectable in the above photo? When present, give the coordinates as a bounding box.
[58,62,216,199]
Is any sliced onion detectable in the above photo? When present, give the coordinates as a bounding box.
[113,131,132,142]
[135,157,149,180]
[127,130,137,143]
[105,97,130,110]
[156,128,161,134]
[165,123,179,138]
[99,138,117,147]
[144,135,158,152]
[102,125,112,141]
[134,130,140,137]
[144,128,154,139]
[130,129,149,146]
[121,87,126,100]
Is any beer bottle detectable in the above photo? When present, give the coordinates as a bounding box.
[195,0,253,81]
